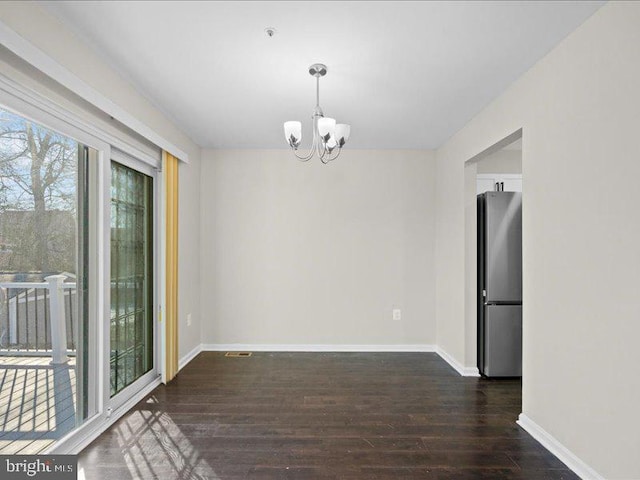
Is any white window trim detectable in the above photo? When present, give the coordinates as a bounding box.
[0,19,189,163]
[112,147,158,176]
[0,72,160,169]
[0,73,110,155]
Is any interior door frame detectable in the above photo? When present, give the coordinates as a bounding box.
[464,129,523,374]
[105,150,160,415]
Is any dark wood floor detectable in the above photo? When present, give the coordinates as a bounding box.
[78,352,577,479]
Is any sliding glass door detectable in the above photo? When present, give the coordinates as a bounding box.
[0,106,97,454]
[0,86,160,453]
[109,159,156,404]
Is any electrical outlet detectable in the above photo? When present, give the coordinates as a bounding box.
[187,313,192,326]
[392,309,402,321]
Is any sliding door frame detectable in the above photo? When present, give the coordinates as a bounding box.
[0,85,110,450]
[106,150,161,414]
[0,72,165,454]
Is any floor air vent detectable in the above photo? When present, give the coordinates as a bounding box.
[225,352,252,357]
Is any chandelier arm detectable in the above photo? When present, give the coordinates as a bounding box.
[292,122,318,161]
[318,145,325,160]
[317,137,329,160]
[293,142,317,161]
[326,147,343,162]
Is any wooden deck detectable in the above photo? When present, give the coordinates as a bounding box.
[0,355,77,454]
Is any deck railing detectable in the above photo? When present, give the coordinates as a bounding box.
[0,275,76,364]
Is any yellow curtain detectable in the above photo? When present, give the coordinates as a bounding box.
[163,151,179,382]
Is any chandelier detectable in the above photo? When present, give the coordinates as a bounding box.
[283,64,351,163]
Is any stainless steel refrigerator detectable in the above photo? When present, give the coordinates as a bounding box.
[477,191,522,377]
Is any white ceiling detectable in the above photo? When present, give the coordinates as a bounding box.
[43,1,603,149]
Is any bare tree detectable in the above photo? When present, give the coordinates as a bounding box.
[0,110,77,274]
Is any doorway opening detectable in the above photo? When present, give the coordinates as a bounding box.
[464,130,523,395]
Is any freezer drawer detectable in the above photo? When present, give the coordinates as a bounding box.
[483,305,522,377]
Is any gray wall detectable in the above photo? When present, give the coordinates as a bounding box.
[476,149,522,174]
[200,149,436,347]
[435,3,640,477]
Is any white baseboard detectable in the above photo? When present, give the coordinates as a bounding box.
[186,343,481,379]
[201,343,437,353]
[178,343,203,371]
[436,346,480,377]
[517,413,604,480]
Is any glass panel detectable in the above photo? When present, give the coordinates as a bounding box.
[110,161,153,397]
[0,106,91,453]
